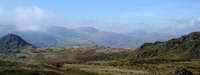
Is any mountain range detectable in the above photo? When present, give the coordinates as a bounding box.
[0,25,177,48]
[0,26,141,48]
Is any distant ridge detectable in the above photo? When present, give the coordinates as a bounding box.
[0,26,142,48]
[136,32,200,59]
[0,34,33,50]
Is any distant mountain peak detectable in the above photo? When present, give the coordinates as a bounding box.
[76,27,99,33]
[3,33,20,38]
[0,33,33,50]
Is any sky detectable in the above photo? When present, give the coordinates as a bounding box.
[0,0,200,34]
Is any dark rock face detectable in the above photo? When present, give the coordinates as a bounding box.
[140,43,154,49]
[173,67,193,75]
[185,32,200,58]
[0,34,33,50]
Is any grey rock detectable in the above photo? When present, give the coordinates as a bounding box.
[173,67,193,75]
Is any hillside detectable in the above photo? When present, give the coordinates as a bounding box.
[0,34,33,51]
[135,32,200,59]
[0,60,101,75]
[5,46,133,63]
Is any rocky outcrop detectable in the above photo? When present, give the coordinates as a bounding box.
[136,32,200,59]
[166,67,193,75]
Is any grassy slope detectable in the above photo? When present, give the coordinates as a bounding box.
[1,58,199,75]
[61,59,200,75]
[0,60,100,75]
[6,46,133,64]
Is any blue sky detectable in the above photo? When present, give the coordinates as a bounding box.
[1,0,199,19]
[0,0,200,33]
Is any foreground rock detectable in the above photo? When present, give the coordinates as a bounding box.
[167,67,193,75]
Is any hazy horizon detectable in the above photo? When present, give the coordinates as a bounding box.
[0,0,200,35]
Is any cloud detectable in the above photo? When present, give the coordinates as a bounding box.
[126,17,200,36]
[0,6,63,31]
[190,17,200,26]
[15,6,55,23]
[0,6,200,35]
[0,8,3,15]
[162,17,200,35]
[17,25,41,31]
[14,6,58,31]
